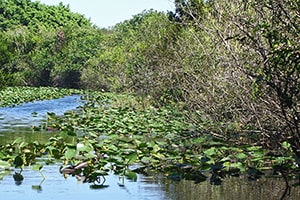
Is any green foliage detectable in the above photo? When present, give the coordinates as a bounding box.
[0,0,92,31]
[0,0,101,88]
[157,0,300,164]
[0,0,299,186]
[0,34,14,66]
[0,87,299,187]
[243,0,300,135]
[170,0,206,23]
[209,0,300,157]
[50,26,103,88]
[81,9,183,103]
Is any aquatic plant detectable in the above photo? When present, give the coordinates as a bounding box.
[0,87,299,190]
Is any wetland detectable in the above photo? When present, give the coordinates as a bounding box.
[0,87,299,200]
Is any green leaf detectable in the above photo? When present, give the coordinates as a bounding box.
[152,153,165,159]
[32,164,43,171]
[32,185,42,191]
[235,153,247,160]
[64,147,76,159]
[77,142,93,152]
[91,170,109,176]
[282,141,291,151]
[203,147,217,157]
[125,151,138,164]
[13,156,23,167]
[0,160,10,169]
[19,141,28,149]
[12,138,23,145]
[90,185,109,189]
[125,170,137,181]
[224,162,246,172]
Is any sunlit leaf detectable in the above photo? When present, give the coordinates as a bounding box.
[32,185,42,191]
[0,160,10,169]
[32,164,43,171]
[12,138,23,145]
[125,170,137,181]
[91,170,109,176]
[125,151,138,164]
[203,147,217,157]
[235,153,248,160]
[281,141,291,151]
[64,147,76,159]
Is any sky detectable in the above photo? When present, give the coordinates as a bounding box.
[34,0,175,28]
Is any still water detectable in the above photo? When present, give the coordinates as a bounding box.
[0,165,299,200]
[0,165,172,200]
[0,95,83,132]
[0,96,299,200]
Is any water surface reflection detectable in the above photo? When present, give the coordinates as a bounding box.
[0,95,82,132]
[165,175,300,200]
[1,166,300,200]
[0,165,172,200]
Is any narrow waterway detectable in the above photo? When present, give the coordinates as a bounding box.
[0,96,299,200]
[0,95,83,132]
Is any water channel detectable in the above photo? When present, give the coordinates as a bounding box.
[0,96,299,200]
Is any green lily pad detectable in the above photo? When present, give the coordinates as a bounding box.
[125,170,137,181]
[13,156,23,168]
[0,160,10,169]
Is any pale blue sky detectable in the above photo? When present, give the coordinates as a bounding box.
[34,0,175,28]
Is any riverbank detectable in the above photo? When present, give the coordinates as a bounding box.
[0,87,299,199]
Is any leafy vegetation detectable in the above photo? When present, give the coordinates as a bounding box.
[0,0,100,88]
[0,88,299,191]
[0,0,299,194]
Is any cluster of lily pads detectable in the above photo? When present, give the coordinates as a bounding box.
[0,87,299,187]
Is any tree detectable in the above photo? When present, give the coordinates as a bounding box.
[0,0,98,88]
[169,0,205,23]
[164,0,300,162]
[81,10,180,95]
[0,0,92,31]
[228,0,300,157]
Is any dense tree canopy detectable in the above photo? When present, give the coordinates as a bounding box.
[0,0,101,88]
[0,0,91,31]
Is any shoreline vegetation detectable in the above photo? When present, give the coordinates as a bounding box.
[0,0,299,198]
[0,87,299,197]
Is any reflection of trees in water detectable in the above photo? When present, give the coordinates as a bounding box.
[164,176,300,200]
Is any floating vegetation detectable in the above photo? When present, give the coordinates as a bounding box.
[0,87,299,192]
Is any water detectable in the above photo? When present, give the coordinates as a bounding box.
[1,166,299,200]
[0,96,300,199]
[0,95,83,132]
[0,165,172,200]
